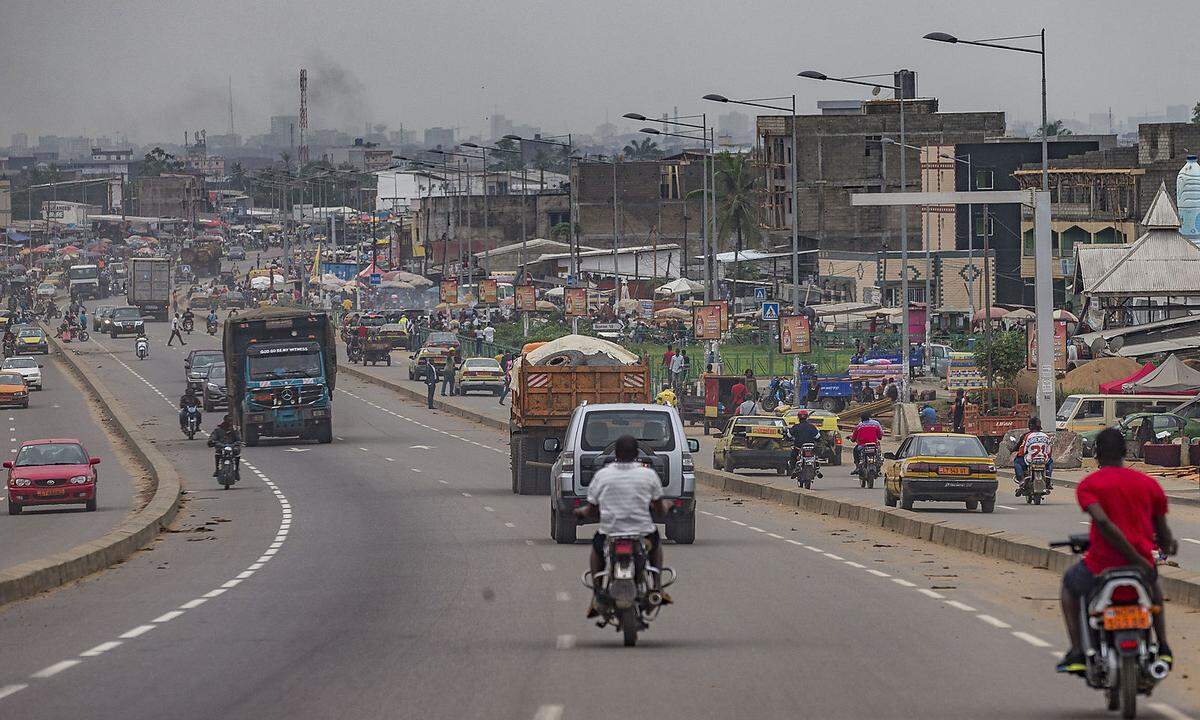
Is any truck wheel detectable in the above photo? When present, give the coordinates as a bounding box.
[510,439,521,493]
[552,506,576,544]
[820,398,839,412]
[666,513,696,544]
[243,424,259,447]
[316,421,332,444]
[517,435,550,495]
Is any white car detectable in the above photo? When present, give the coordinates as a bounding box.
[36,283,56,299]
[2,357,42,390]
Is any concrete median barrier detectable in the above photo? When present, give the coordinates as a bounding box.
[0,336,183,607]
[337,363,509,432]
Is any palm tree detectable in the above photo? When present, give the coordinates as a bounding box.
[1036,119,1072,138]
[278,151,293,172]
[623,137,662,160]
[229,162,247,191]
[713,152,762,302]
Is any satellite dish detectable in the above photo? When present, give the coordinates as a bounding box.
[1109,336,1125,353]
[871,86,882,97]
[1089,337,1108,356]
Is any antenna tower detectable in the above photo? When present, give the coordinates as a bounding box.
[299,68,309,165]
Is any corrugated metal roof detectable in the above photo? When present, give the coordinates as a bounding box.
[1076,191,1200,297]
[1141,182,1181,229]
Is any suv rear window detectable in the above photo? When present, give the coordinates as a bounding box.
[580,410,675,451]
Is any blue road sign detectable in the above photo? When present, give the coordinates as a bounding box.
[754,287,767,302]
[369,273,381,286]
[761,301,780,321]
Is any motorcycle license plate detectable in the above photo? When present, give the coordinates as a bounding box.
[37,488,66,497]
[938,466,970,476]
[1103,606,1150,630]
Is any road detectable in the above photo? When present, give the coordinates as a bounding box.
[0,295,1194,718]
[0,344,140,571]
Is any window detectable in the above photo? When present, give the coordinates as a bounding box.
[547,211,570,227]
[975,214,995,237]
[975,169,994,190]
[660,165,681,200]
[1078,400,1105,420]
[580,410,675,451]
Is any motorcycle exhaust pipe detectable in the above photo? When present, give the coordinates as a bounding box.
[646,590,663,607]
[1147,659,1170,680]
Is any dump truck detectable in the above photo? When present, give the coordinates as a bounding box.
[509,362,651,495]
[127,257,171,321]
[223,307,337,446]
[180,236,223,277]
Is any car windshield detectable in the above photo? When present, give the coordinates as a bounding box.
[912,435,988,458]
[191,353,221,369]
[18,329,42,338]
[208,364,226,381]
[463,359,499,370]
[580,410,675,451]
[1056,396,1080,422]
[0,373,24,385]
[427,332,457,345]
[111,308,141,320]
[734,418,786,429]
[3,358,36,368]
[248,352,322,380]
[15,443,87,466]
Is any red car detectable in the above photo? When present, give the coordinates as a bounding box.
[6,439,101,515]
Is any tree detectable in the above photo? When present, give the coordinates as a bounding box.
[622,137,662,160]
[972,330,1027,385]
[279,151,293,172]
[1035,119,1072,138]
[712,152,762,301]
[488,138,524,172]
[1192,102,1200,125]
[141,147,183,176]
[228,162,247,191]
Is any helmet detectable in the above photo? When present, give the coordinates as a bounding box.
[796,410,810,420]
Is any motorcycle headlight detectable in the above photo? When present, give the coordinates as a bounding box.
[207,383,221,392]
[12,478,32,487]
[69,475,89,484]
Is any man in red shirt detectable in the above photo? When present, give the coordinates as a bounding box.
[661,344,675,374]
[1057,427,1177,673]
[729,380,748,409]
[849,413,884,475]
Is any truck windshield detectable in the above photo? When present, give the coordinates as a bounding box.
[68,266,99,280]
[580,411,675,451]
[249,352,322,381]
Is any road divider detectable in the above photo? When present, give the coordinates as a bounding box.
[0,335,182,607]
[337,363,507,431]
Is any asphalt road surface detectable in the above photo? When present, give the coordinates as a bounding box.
[0,291,1194,719]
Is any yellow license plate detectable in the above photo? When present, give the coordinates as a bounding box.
[938,466,970,475]
[36,488,66,497]
[1103,606,1150,631]
[748,428,782,437]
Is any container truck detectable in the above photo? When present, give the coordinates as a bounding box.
[127,257,171,321]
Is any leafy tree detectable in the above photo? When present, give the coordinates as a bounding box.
[141,147,183,176]
[488,138,524,172]
[713,152,762,300]
[972,330,1027,385]
[623,137,662,160]
[1192,102,1200,125]
[1035,119,1072,138]
[228,162,247,191]
[279,151,292,172]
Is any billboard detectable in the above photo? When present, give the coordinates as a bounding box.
[478,279,498,305]
[778,315,811,354]
[1026,321,1068,371]
[515,284,537,311]
[440,280,458,305]
[565,288,587,316]
[693,304,722,340]
[319,262,359,281]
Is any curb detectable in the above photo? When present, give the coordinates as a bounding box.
[995,467,1200,508]
[337,363,509,432]
[0,334,183,606]
[693,467,1200,609]
[337,361,1200,609]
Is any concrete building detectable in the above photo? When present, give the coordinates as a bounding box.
[136,174,204,220]
[0,180,11,227]
[423,127,455,149]
[413,191,570,274]
[269,115,298,149]
[10,133,28,152]
[329,139,394,171]
[41,200,102,228]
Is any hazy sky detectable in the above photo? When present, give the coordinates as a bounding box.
[2,0,1197,144]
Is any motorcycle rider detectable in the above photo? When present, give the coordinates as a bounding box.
[789,410,823,478]
[573,435,672,617]
[179,387,202,432]
[849,412,884,476]
[1057,427,1177,674]
[1013,416,1054,492]
[134,331,150,358]
[182,307,195,333]
[207,414,243,477]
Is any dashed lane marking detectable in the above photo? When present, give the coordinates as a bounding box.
[540,563,555,572]
[977,614,1012,629]
[1011,631,1051,648]
[1183,538,1200,545]
[79,641,122,657]
[891,578,917,588]
[0,685,28,701]
[944,600,977,612]
[31,661,80,679]
[555,634,576,650]
[533,705,564,720]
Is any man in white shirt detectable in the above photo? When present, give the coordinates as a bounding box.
[575,435,671,614]
[668,350,685,391]
[483,324,495,344]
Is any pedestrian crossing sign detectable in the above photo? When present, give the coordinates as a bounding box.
[761,302,780,321]
[754,287,766,302]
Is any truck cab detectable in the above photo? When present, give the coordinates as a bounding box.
[544,403,698,545]
[240,341,332,444]
[67,264,100,301]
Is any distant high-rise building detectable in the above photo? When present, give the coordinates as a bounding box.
[424,127,455,149]
[269,115,299,149]
[10,133,28,151]
[490,113,513,141]
[1167,105,1190,123]
[718,111,751,142]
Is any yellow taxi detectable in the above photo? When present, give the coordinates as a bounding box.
[883,432,997,513]
[778,407,844,465]
[712,415,790,474]
[0,371,30,408]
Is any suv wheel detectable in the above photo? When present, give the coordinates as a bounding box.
[666,513,696,544]
[552,506,576,544]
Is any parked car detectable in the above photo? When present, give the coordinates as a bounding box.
[6,438,101,514]
[883,433,997,513]
[1,356,42,390]
[1079,411,1200,458]
[107,306,145,338]
[92,305,115,332]
[712,415,790,474]
[0,372,30,407]
[203,362,228,411]
[456,357,505,396]
[14,327,48,355]
[226,245,246,261]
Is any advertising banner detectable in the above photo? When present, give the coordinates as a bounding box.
[440,280,458,305]
[565,288,587,316]
[693,305,722,340]
[778,315,811,354]
[515,284,537,311]
[1027,321,1068,371]
[478,279,498,305]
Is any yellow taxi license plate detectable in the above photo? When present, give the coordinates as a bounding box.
[937,466,970,475]
[1103,606,1150,630]
[748,428,782,438]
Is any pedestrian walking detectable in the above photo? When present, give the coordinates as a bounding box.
[952,389,967,434]
[669,348,685,392]
[168,313,187,346]
[474,327,484,356]
[440,356,457,396]
[499,354,513,405]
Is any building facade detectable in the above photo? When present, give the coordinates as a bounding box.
[135,174,204,220]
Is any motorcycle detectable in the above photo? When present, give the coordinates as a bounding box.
[182,315,194,334]
[1049,534,1170,718]
[858,442,881,489]
[1017,456,1051,505]
[183,405,201,440]
[791,443,820,489]
[206,318,218,335]
[347,342,364,364]
[582,534,676,647]
[135,336,150,360]
[213,443,241,489]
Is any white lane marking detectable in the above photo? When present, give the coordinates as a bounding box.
[385,457,395,462]
[767,532,784,539]
[823,553,844,560]
[505,522,516,528]
[1182,538,1200,545]
[79,641,122,657]
[236,570,255,579]
[866,569,891,578]
[785,539,805,546]
[462,492,472,498]
[729,520,746,526]
[700,510,713,516]
[944,600,977,612]
[1079,521,1090,526]
[222,579,243,589]
[533,705,564,720]
[892,578,917,588]
[844,561,866,569]
[555,591,571,602]
[438,480,449,484]
[713,514,728,520]
[203,588,228,599]
[805,546,823,553]
[180,598,208,609]
[540,563,555,572]
[996,504,1017,510]
[31,660,80,679]
[748,526,765,533]
[1148,702,1196,720]
[152,610,185,623]
[555,634,576,650]
[119,625,156,639]
[0,685,28,700]
[917,589,945,599]
[977,614,1012,629]
[483,506,495,512]
[1012,631,1051,648]
[359,447,369,452]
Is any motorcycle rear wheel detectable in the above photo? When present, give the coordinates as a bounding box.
[1119,655,1137,719]
[621,607,639,647]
